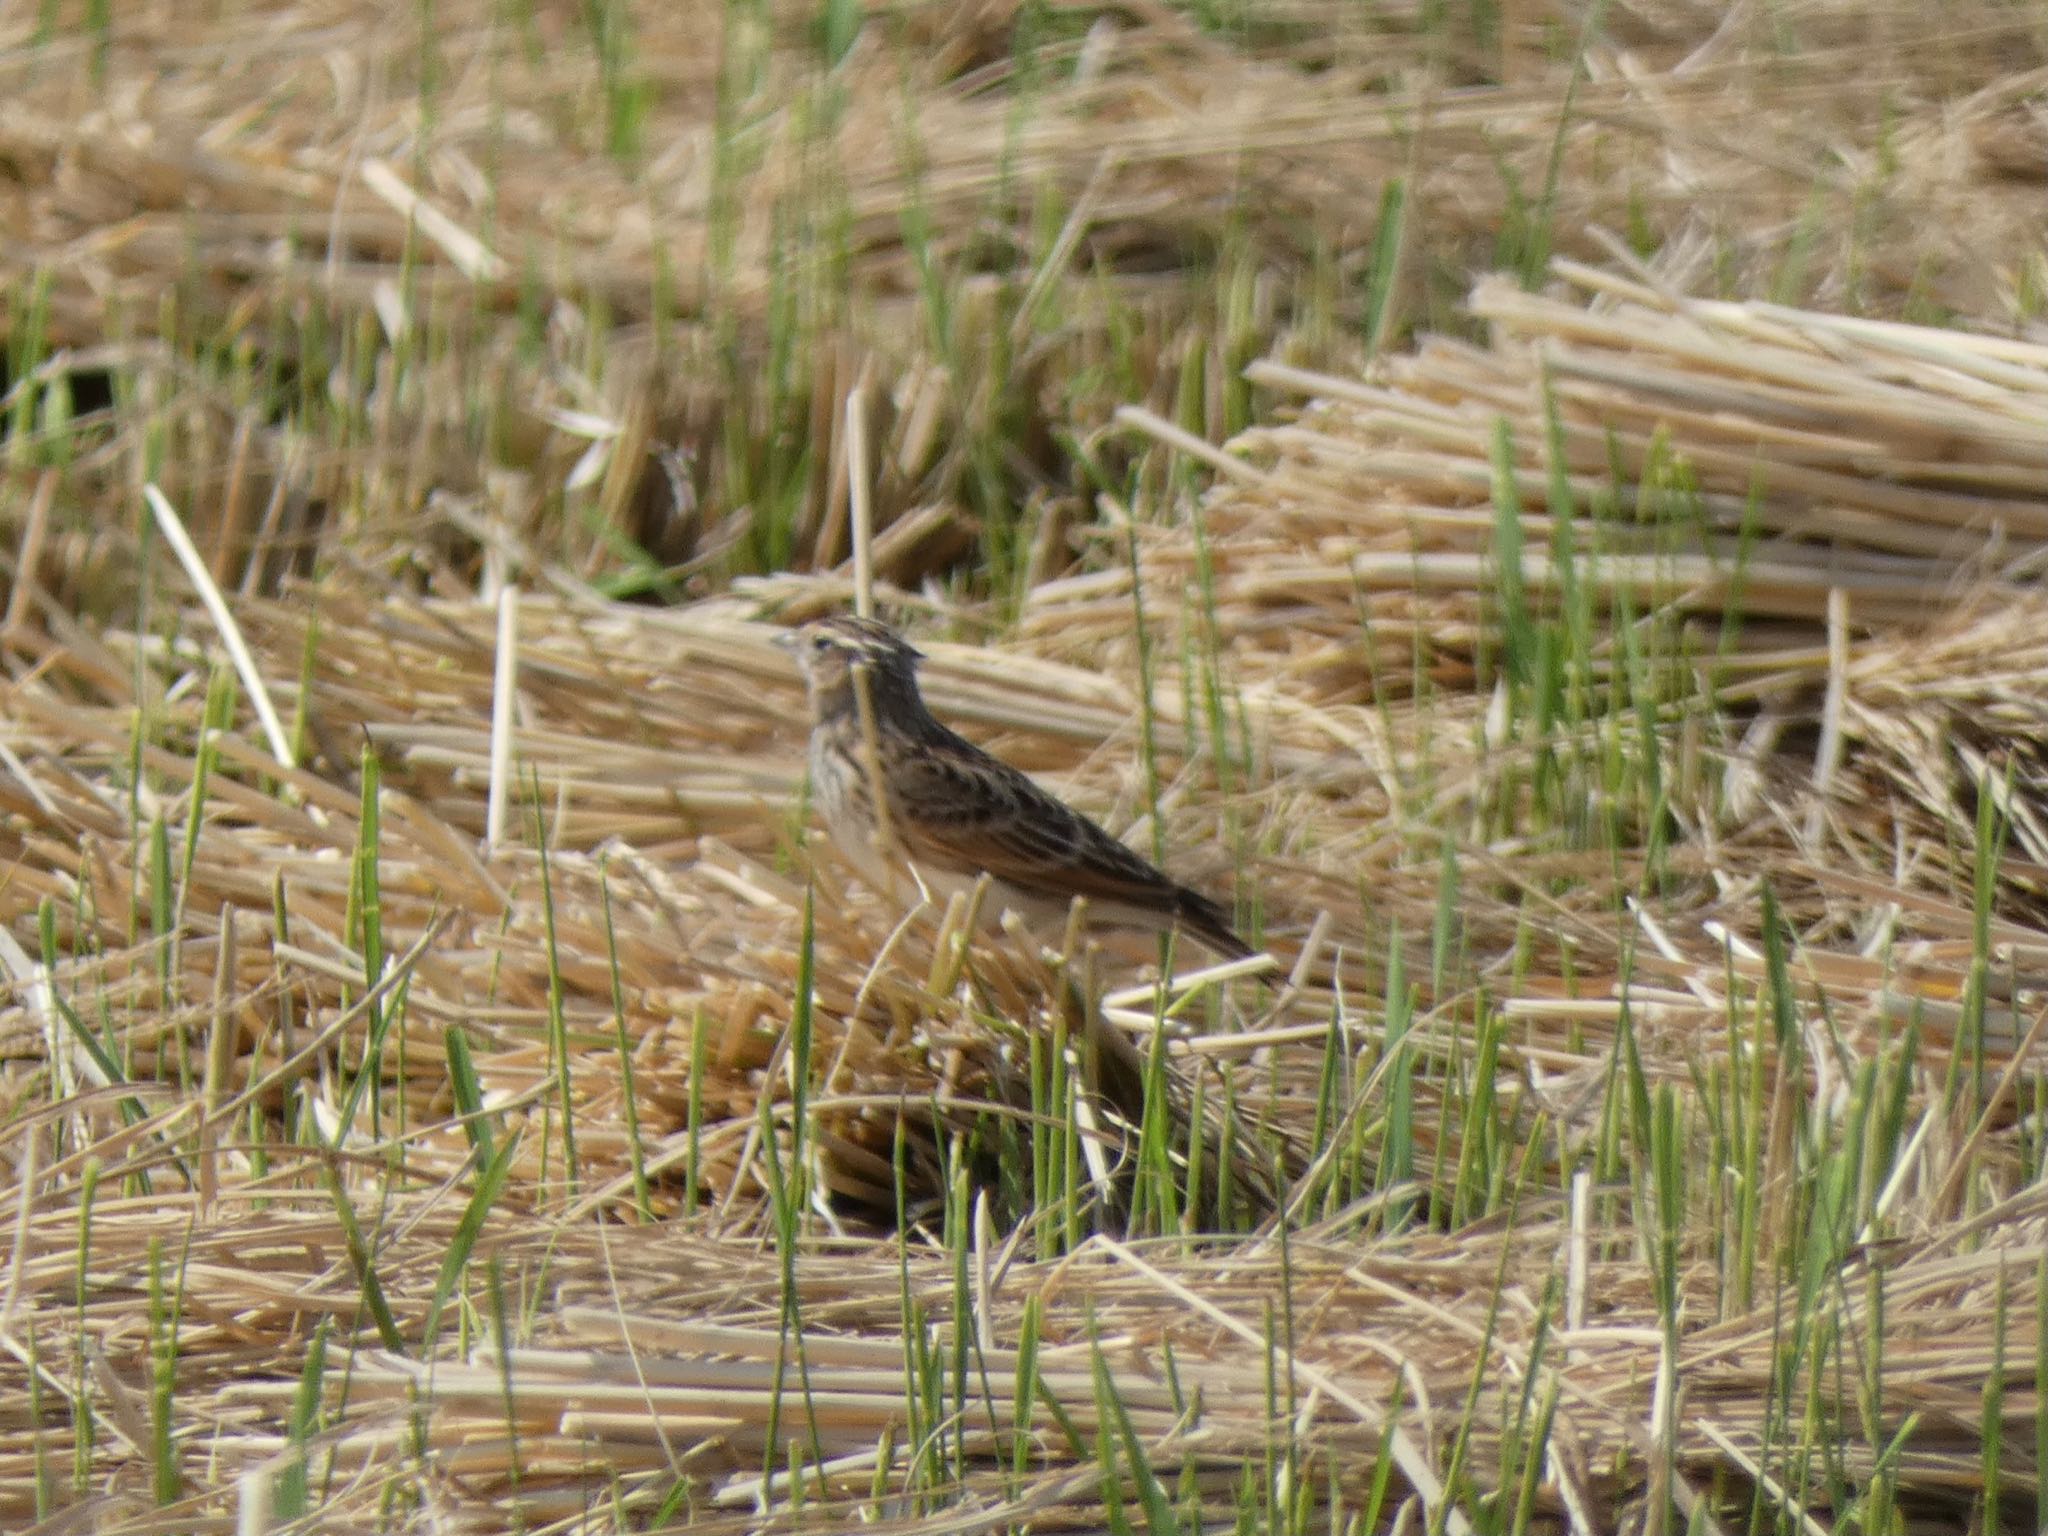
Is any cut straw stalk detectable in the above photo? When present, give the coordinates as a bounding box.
[486,584,518,852]
[847,387,874,618]
[358,158,507,282]
[142,485,293,769]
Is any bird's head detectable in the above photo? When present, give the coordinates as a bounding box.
[781,614,924,714]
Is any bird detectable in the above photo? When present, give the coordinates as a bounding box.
[780,613,1255,962]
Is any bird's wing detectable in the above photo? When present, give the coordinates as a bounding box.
[887,744,1185,910]
[882,732,1255,959]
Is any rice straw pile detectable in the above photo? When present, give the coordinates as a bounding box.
[1055,260,2048,680]
[4,2,2048,1532]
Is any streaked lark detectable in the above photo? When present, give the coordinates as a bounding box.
[783,614,1254,960]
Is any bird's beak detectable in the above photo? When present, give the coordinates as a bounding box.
[771,628,799,652]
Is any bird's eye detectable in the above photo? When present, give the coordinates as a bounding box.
[811,635,833,652]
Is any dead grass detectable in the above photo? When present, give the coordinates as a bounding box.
[3,2,2048,1534]
[7,0,2048,606]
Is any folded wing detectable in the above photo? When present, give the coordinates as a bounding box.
[889,741,1252,959]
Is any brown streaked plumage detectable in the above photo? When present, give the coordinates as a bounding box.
[780,614,1255,961]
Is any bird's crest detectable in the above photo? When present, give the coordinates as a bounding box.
[801,614,922,669]
[785,613,927,714]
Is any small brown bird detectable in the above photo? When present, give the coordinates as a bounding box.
[782,614,1254,961]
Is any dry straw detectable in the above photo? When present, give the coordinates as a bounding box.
[6,1,2048,1531]
[4,265,2048,1526]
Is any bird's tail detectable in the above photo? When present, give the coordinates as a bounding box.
[1173,887,1256,962]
